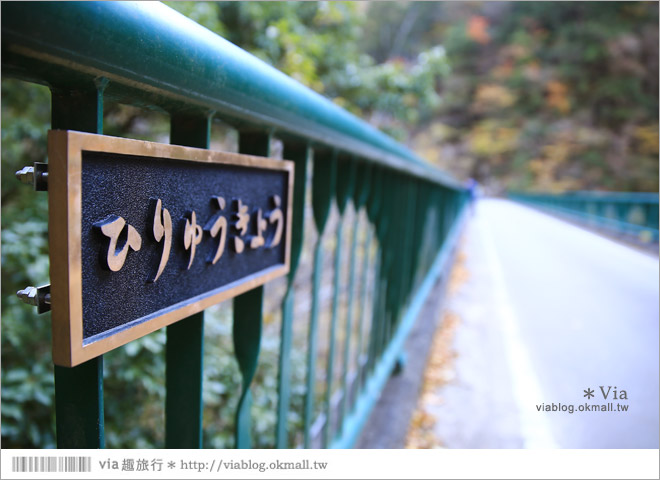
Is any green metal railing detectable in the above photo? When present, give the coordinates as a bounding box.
[510,191,659,243]
[2,1,468,449]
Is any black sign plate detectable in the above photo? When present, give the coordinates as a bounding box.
[48,130,293,366]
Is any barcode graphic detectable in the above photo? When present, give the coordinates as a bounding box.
[11,456,92,473]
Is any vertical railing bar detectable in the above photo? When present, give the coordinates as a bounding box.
[384,180,400,345]
[396,178,413,323]
[411,182,426,292]
[440,190,447,248]
[354,223,373,396]
[232,131,271,448]
[379,173,396,358]
[432,190,442,261]
[165,112,212,449]
[375,262,389,363]
[339,202,359,429]
[54,358,104,448]
[366,254,383,376]
[303,150,336,449]
[442,188,451,244]
[52,79,108,449]
[368,169,390,374]
[165,313,204,448]
[276,288,295,447]
[383,261,395,350]
[347,163,371,409]
[388,174,402,340]
[400,180,412,312]
[304,240,324,448]
[324,158,355,445]
[367,263,383,373]
[233,288,263,449]
[402,179,413,305]
[275,143,310,449]
[427,186,437,275]
[323,216,343,447]
[401,179,417,312]
[363,168,382,380]
[408,181,421,296]
[413,184,429,290]
[373,199,387,364]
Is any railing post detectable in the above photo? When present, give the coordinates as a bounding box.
[164,112,212,449]
[165,313,204,448]
[303,149,337,448]
[233,288,263,449]
[409,181,426,292]
[377,172,396,359]
[351,164,372,386]
[339,161,365,428]
[323,156,356,446]
[232,131,271,448]
[364,168,384,376]
[275,142,310,448]
[401,178,418,313]
[51,78,108,449]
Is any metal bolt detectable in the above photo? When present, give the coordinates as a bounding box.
[16,286,39,306]
[15,163,48,191]
[15,166,35,185]
[16,284,51,313]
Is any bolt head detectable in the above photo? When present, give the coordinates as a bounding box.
[15,166,35,185]
[17,286,39,306]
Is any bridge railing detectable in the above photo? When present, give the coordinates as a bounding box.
[2,2,468,448]
[509,191,659,243]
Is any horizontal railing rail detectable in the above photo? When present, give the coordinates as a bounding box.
[2,1,469,449]
[509,191,659,243]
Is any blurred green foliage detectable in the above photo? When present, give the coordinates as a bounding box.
[2,80,54,448]
[2,1,658,449]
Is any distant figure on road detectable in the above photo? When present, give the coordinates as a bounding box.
[466,178,479,213]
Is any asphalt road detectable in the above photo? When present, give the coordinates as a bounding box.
[432,198,659,449]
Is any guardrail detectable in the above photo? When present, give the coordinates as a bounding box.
[2,1,468,448]
[509,191,659,243]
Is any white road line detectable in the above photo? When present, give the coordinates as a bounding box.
[477,213,559,449]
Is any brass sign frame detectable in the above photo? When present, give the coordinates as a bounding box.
[48,130,293,367]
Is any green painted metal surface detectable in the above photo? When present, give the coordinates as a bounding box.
[54,359,104,449]
[351,164,373,401]
[275,143,310,448]
[304,241,324,449]
[231,132,271,449]
[340,204,360,430]
[321,157,356,445]
[51,78,106,449]
[165,313,204,448]
[355,226,373,392]
[324,218,343,446]
[233,288,263,449]
[304,150,337,448]
[164,114,211,449]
